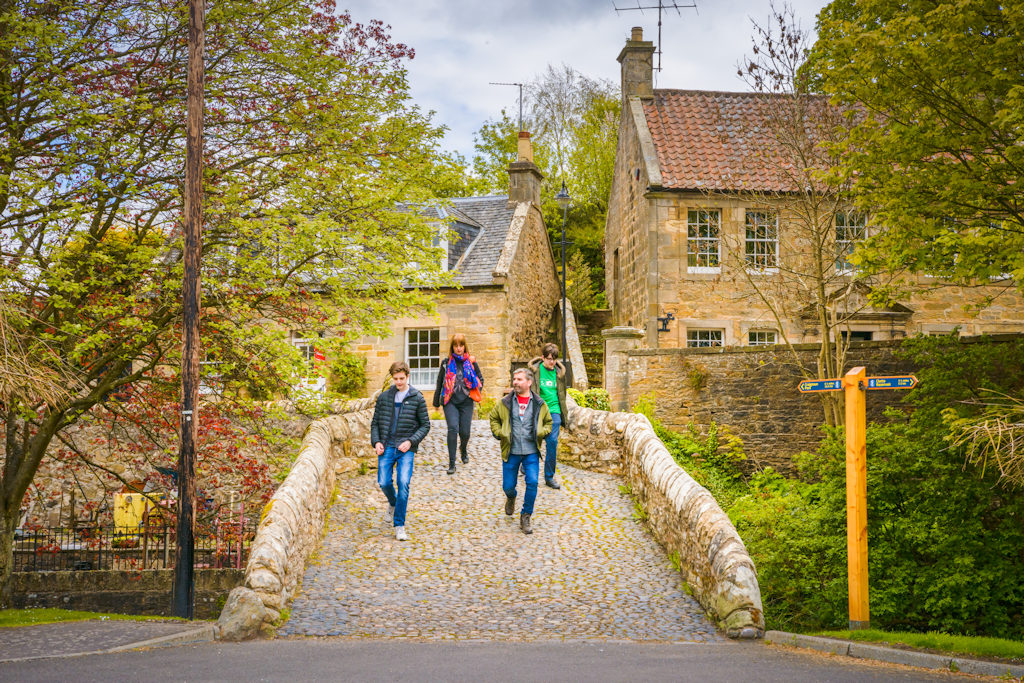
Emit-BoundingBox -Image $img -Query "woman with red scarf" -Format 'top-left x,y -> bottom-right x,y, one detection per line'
432,333 -> 483,475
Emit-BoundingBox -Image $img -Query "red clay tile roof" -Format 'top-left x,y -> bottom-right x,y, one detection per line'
642,89 -> 829,192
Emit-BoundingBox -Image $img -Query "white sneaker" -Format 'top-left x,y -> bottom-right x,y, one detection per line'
385,505 -> 395,523
395,526 -> 408,541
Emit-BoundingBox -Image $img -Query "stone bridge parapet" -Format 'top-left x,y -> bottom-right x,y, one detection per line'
219,393 -> 763,640
216,395 -> 376,640
562,399 -> 764,638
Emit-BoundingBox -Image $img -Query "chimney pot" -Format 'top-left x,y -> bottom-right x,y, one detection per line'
517,131 -> 533,163
631,26 -> 643,41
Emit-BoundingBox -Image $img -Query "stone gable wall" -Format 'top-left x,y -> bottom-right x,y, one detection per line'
503,202 -> 560,362
605,101 -> 652,333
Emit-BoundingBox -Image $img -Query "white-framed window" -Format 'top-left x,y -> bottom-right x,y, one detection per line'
745,210 -> 778,270
836,212 -> 867,273
748,330 -> 777,346
687,209 -> 721,272
406,328 -> 440,388
289,333 -> 326,395
686,329 -> 724,348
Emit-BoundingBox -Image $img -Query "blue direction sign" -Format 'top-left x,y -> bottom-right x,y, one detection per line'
866,375 -> 918,390
798,379 -> 842,393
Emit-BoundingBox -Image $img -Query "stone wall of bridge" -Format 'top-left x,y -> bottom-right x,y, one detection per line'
559,400 -> 763,638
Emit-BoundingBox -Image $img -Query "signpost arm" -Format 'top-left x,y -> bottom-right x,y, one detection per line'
844,366 -> 869,629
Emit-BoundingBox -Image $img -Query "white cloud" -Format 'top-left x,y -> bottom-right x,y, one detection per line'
341,0 -> 829,158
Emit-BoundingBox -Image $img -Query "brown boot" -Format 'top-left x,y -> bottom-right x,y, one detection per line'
520,513 -> 533,535
505,494 -> 516,516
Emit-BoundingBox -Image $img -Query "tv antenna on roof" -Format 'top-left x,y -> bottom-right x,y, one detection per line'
614,0 -> 697,73
489,81 -> 525,132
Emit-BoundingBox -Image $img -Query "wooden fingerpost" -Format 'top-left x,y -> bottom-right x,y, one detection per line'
843,366 -> 869,630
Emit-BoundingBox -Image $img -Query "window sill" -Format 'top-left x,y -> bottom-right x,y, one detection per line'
687,266 -> 721,275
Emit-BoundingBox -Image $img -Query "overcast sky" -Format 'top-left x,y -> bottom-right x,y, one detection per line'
341,0 -> 831,159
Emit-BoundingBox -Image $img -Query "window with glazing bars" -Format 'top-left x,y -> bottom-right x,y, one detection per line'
687,209 -> 721,269
406,328 -> 440,387
748,330 -> 777,346
836,212 -> 867,272
745,210 -> 778,269
686,329 -> 723,347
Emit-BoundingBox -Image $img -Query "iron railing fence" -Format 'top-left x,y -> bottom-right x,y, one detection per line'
13,521 -> 257,572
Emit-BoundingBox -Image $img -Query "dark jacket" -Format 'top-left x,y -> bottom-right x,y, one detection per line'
371,386 -> 430,451
432,355 -> 483,407
527,356 -> 571,430
489,391 -> 552,462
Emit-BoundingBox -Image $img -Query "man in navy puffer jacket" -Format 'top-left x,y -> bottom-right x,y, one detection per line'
371,362 -> 430,541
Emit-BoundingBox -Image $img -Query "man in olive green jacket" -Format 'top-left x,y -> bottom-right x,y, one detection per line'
489,368 -> 552,534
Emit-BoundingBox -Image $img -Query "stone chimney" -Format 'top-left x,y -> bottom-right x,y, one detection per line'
508,131 -> 543,208
618,26 -> 654,102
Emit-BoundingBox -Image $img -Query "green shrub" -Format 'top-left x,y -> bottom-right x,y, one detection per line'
583,388 -> 610,411
567,387 -> 610,411
327,352 -> 366,397
477,396 -> 497,421
631,338 -> 1024,639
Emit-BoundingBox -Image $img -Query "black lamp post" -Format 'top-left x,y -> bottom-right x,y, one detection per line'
555,182 -> 571,364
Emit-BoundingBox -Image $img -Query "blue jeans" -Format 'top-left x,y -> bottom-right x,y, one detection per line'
503,453 -> 539,515
378,445 -> 414,527
544,412 -> 561,481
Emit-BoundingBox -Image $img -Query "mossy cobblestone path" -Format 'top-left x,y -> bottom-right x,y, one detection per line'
278,420 -> 722,641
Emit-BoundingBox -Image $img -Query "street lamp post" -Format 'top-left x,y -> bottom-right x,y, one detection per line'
555,182 -> 571,366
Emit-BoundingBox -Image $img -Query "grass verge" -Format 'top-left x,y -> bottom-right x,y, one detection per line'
0,608 -> 186,628
812,629 -> 1024,662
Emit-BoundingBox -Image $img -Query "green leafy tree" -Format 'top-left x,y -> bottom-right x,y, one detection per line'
807,0 -> 1024,474
471,66 -> 620,291
0,0 -> 453,602
806,0 -> 1024,289
725,2 -> 895,426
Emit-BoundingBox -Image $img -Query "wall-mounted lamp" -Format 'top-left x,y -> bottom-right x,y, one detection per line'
657,311 -> 675,332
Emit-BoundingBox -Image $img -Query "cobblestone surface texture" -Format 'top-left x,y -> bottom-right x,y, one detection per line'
279,420 -> 722,642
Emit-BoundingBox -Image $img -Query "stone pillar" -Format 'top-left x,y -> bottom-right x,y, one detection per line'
602,326 -> 645,411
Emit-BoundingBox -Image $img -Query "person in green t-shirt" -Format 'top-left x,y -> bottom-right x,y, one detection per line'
527,343 -> 570,489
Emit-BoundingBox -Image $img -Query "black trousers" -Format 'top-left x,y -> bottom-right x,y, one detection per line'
443,395 -> 474,466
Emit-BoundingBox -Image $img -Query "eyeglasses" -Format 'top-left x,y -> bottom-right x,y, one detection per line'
543,355 -> 556,360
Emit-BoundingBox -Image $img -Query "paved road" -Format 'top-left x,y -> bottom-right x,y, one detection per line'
279,420 -> 720,641
0,619 -> 199,661
0,640 -> 964,682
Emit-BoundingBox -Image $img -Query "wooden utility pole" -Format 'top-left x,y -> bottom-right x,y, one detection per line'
172,0 -> 205,619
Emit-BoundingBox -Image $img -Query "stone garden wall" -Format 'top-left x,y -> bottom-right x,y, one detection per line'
11,569 -> 241,619
605,333 -> 1024,472
216,396 -> 376,640
560,400 -> 764,638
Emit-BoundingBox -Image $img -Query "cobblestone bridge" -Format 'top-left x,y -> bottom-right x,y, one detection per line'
278,421 -> 722,642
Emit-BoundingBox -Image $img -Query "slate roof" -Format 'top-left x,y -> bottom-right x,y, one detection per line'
641,89 -> 830,193
443,195 -> 516,287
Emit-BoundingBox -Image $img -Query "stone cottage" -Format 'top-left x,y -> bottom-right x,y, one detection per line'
319,133 -> 562,400
604,27 -> 1024,352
